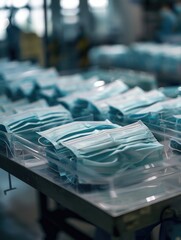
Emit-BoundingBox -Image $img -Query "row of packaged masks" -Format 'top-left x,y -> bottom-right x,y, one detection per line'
0,89 -> 174,168
0,94 -> 180,181
1,88 -> 180,138
2,117 -> 181,215
56,84 -> 181,140
0,62 -> 181,214
1,72 -> 181,160
0,59 -> 158,104
89,43 -> 181,76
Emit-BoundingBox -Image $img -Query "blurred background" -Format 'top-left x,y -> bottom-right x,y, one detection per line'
0,0 -> 180,72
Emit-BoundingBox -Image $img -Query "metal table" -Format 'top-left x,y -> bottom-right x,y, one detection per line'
1,155 -> 181,239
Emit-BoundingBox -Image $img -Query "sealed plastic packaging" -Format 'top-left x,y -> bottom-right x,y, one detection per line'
11,115 -> 94,167
11,121 -> 181,215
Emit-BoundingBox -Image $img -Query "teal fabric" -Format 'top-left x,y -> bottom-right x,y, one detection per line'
62,121 -> 164,177
0,105 -> 72,133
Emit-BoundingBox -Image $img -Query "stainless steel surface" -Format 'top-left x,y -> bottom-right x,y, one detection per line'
1,155 -> 181,238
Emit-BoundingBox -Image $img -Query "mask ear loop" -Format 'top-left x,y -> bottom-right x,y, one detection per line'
38,136 -> 53,147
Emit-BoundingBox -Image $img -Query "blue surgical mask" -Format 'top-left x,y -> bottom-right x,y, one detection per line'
0,99 -> 30,113
38,120 -> 118,149
131,97 -> 181,125
89,87 -> 145,120
0,105 -> 72,133
72,80 -> 129,118
61,121 -> 163,176
109,90 -> 166,124
14,99 -> 48,113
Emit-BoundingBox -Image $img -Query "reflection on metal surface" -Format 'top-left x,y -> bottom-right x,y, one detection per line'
146,196 -> 156,202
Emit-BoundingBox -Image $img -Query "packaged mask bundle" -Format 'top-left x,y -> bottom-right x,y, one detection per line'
109,90 -> 166,124
14,99 -> 48,113
1,62 -> 37,80
38,121 -> 163,184
60,121 -> 164,181
111,70 -> 157,91
5,68 -> 58,100
71,80 -> 129,118
57,92 -> 89,112
0,98 -> 48,114
88,45 -> 129,67
57,80 -> 128,117
38,120 -> 118,150
88,87 -> 145,120
89,43 -> 181,77
36,75 -> 103,105
37,120 -> 118,175
0,99 -> 30,113
5,76 -> 34,99
0,105 -> 72,133
131,97 -> 181,126
129,99 -> 181,153
55,75 -> 101,97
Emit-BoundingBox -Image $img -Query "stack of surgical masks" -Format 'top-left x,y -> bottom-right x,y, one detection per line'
127,97 -> 181,153
89,43 -> 181,77
6,68 -> 58,100
0,104 -> 73,157
0,105 -> 72,133
66,80 -> 129,118
0,98 -> 48,114
86,87 -> 145,121
108,70 -> 157,91
57,80 -> 127,110
108,90 -> 166,124
38,121 -> 164,184
14,99 -> 48,113
82,68 -> 157,91
36,75 -> 104,105
1,63 -> 42,99
88,45 -> 129,67
38,120 -> 118,175
58,88 -> 165,121
55,75 -> 101,96
130,97 -> 181,126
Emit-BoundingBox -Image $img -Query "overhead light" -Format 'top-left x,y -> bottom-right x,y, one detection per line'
0,18 -> 9,30
30,0 -> 43,8
7,0 -> 29,8
88,0 -> 109,9
14,9 -> 29,26
0,0 -> 6,8
60,0 -> 79,10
